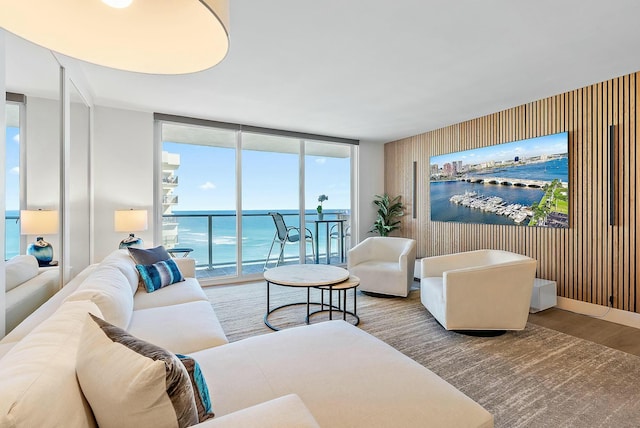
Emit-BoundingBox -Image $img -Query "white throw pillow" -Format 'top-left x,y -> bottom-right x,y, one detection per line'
0,300 -> 102,427
100,249 -> 140,294
5,255 -> 39,291
65,266 -> 134,329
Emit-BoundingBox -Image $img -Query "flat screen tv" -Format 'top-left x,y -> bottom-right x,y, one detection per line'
429,132 -> 569,228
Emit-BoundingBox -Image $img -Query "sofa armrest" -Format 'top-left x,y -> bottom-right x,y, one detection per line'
347,238 -> 373,268
443,260 -> 537,328
173,258 -> 196,278
421,250 -> 488,278
193,394 -> 320,428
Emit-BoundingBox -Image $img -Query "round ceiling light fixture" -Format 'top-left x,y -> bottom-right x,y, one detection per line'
0,0 -> 229,74
102,0 -> 133,8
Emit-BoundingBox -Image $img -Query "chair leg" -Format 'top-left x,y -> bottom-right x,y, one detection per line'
264,232 -> 279,270
276,241 -> 286,267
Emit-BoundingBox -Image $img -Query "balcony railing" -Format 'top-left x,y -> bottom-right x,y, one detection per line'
162,211 -> 349,277
162,195 -> 179,205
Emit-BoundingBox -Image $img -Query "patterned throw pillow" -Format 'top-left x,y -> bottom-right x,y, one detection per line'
176,354 -> 215,422
76,314 -> 199,428
136,258 -> 185,293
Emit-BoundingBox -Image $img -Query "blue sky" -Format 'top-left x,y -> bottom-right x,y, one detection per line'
431,132 -> 568,167
163,142 -> 350,212
5,127 -> 20,211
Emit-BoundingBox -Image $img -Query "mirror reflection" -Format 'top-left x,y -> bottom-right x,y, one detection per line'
4,32 -> 61,333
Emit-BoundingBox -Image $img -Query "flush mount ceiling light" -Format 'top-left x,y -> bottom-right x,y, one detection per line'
0,0 -> 229,74
102,0 -> 133,8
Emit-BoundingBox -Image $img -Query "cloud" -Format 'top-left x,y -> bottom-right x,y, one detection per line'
13,134 -> 19,143
10,166 -> 19,175
315,158 -> 326,165
199,181 -> 216,190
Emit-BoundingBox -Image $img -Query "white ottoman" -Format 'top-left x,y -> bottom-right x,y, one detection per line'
530,278 -> 557,313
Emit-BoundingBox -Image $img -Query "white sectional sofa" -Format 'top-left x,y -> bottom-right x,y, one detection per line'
4,254 -> 59,333
0,249 -> 494,427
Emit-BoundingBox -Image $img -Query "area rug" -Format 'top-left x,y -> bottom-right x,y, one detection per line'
204,282 -> 640,428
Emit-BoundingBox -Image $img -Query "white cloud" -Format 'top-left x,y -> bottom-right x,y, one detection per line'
315,158 -> 326,165
199,181 -> 216,190
10,166 -> 19,175
13,134 -> 19,143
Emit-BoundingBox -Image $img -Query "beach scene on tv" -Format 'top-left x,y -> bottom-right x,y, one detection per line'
430,132 -> 569,228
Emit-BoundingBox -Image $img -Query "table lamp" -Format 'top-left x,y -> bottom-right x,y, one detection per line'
114,209 -> 148,249
20,209 -> 59,267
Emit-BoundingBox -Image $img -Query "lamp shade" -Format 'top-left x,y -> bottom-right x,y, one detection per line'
0,0 -> 229,74
20,210 -> 59,235
114,209 -> 148,232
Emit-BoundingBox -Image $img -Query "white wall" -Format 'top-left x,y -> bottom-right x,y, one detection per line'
92,106 -> 154,262
355,143 -> 385,244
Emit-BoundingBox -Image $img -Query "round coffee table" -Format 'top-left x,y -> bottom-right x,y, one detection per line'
263,264 -> 349,331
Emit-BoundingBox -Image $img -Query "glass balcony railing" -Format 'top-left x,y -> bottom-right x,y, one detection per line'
5,213 -> 20,260
162,210 -> 350,279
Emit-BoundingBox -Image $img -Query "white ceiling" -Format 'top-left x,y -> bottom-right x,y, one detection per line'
5,0 -> 640,144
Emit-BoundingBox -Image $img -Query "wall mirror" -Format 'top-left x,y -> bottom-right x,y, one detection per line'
64,80 -> 91,283
4,31 -> 61,334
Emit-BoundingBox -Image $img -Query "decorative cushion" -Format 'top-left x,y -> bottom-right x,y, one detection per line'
128,245 -> 171,265
0,300 -> 102,428
76,314 -> 199,428
176,354 -> 215,422
137,258 -> 185,293
5,255 -> 40,291
65,266 -> 134,329
100,249 -> 140,294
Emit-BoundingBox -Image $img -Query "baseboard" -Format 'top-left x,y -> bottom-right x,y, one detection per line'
556,297 -> 640,330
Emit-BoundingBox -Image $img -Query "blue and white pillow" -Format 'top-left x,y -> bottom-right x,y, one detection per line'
136,258 -> 185,293
176,354 -> 215,422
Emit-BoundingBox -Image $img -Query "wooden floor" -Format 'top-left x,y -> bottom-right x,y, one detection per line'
528,308 -> 640,357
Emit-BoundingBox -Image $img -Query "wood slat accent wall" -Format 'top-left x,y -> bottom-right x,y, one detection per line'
385,72 -> 639,312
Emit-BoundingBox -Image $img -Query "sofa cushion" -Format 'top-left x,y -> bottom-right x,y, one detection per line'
65,266 -> 134,329
1,264 -> 99,345
177,354 -> 215,422
76,314 -> 199,428
100,249 -> 139,294
137,258 -> 185,293
190,320 -> 493,427
194,394 -> 320,428
134,277 -> 207,310
5,268 -> 59,333
129,245 -> 171,265
5,255 -> 39,291
0,300 -> 102,428
129,301 -> 228,354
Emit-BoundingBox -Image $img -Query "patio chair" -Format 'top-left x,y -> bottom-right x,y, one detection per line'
329,213 -> 351,261
264,212 -> 316,269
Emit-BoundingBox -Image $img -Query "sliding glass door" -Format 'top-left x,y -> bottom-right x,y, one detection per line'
156,117 -> 356,283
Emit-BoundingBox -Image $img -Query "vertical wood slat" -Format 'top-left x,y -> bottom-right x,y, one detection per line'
385,71 -> 639,313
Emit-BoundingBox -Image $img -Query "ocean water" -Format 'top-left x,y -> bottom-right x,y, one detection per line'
170,210 -> 347,267
431,158 -> 568,225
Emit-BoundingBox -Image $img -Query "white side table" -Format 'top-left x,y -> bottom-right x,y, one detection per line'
530,278 -> 557,313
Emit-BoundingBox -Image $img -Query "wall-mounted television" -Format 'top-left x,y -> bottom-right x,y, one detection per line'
429,132 -> 569,228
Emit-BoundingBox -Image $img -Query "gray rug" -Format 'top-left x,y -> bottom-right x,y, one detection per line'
204,282 -> 640,428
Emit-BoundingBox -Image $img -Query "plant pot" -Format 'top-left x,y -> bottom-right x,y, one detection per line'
318,213 -> 324,221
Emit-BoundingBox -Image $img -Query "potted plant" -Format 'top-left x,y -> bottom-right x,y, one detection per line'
370,193 -> 404,237
317,194 -> 328,220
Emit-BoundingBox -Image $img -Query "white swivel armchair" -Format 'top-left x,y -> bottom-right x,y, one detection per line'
347,237 -> 417,297
420,249 -> 537,333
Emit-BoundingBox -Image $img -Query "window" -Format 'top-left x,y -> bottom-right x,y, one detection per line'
155,115 -> 357,282
5,98 -> 23,259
